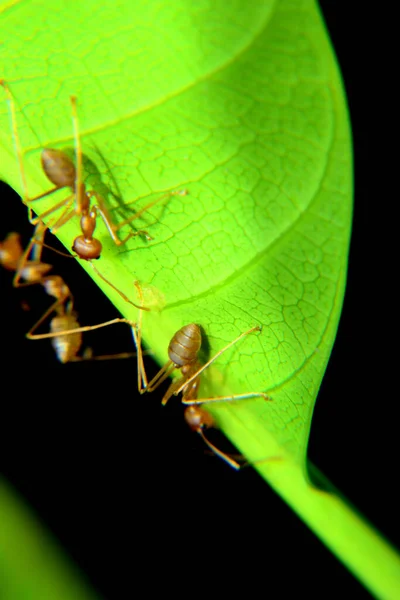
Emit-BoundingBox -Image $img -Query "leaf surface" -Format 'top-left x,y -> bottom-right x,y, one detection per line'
1,0 -> 350,464
3,2 -> 399,598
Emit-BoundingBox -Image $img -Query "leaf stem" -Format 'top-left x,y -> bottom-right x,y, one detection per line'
256,460 -> 400,599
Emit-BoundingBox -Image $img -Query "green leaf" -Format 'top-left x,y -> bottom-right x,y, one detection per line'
0,0 -> 351,460
0,478 -> 99,600
1,1 -> 399,598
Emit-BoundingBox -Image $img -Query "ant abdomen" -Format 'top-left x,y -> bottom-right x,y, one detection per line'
41,148 -> 76,189
42,275 -> 70,300
168,323 -> 202,367
50,314 -> 82,363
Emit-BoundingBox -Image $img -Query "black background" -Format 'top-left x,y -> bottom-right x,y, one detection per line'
0,3 -> 394,599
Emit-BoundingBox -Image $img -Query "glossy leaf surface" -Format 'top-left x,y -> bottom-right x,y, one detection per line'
3,2 -> 398,599
0,0 -> 351,465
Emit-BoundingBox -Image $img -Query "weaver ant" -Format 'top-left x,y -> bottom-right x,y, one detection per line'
133,318 -> 271,470
1,79 -> 187,310
1,225 -> 136,363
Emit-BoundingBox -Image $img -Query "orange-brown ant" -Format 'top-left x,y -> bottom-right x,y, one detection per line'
134,320 -> 271,470
1,222 -> 53,287
1,79 -> 187,310
26,273 -> 137,363
1,225 -> 137,363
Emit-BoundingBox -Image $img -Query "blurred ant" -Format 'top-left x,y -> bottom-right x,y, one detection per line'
26,273 -> 137,363
1,225 -> 136,363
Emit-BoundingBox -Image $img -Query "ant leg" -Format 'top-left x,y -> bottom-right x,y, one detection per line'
89,263 -> 150,311
12,223 -> 53,288
183,406 -> 242,469
69,352 -> 135,362
197,429 -> 242,470
160,376 -> 189,406
129,281 -> 149,392
142,360 -> 176,394
1,79 -> 31,208
49,205 -> 76,233
89,194 -> 153,244
29,194 -> 75,227
31,222 -> 48,262
70,346 -> 154,362
114,189 -> 189,237
26,296 -> 70,338
198,431 -> 282,470
172,326 -> 262,398
131,325 -> 146,392
70,350 -> 137,362
27,316 -> 136,340
90,188 -> 188,245
184,406 -> 280,470
70,95 -> 85,213
0,80 -> 67,218
28,186 -> 63,203
181,391 -> 271,405
31,240 -> 75,260
86,190 -> 118,232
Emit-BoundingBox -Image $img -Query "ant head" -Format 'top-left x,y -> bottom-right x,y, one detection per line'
72,235 -> 102,260
184,405 -> 215,432
41,148 -> 76,189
